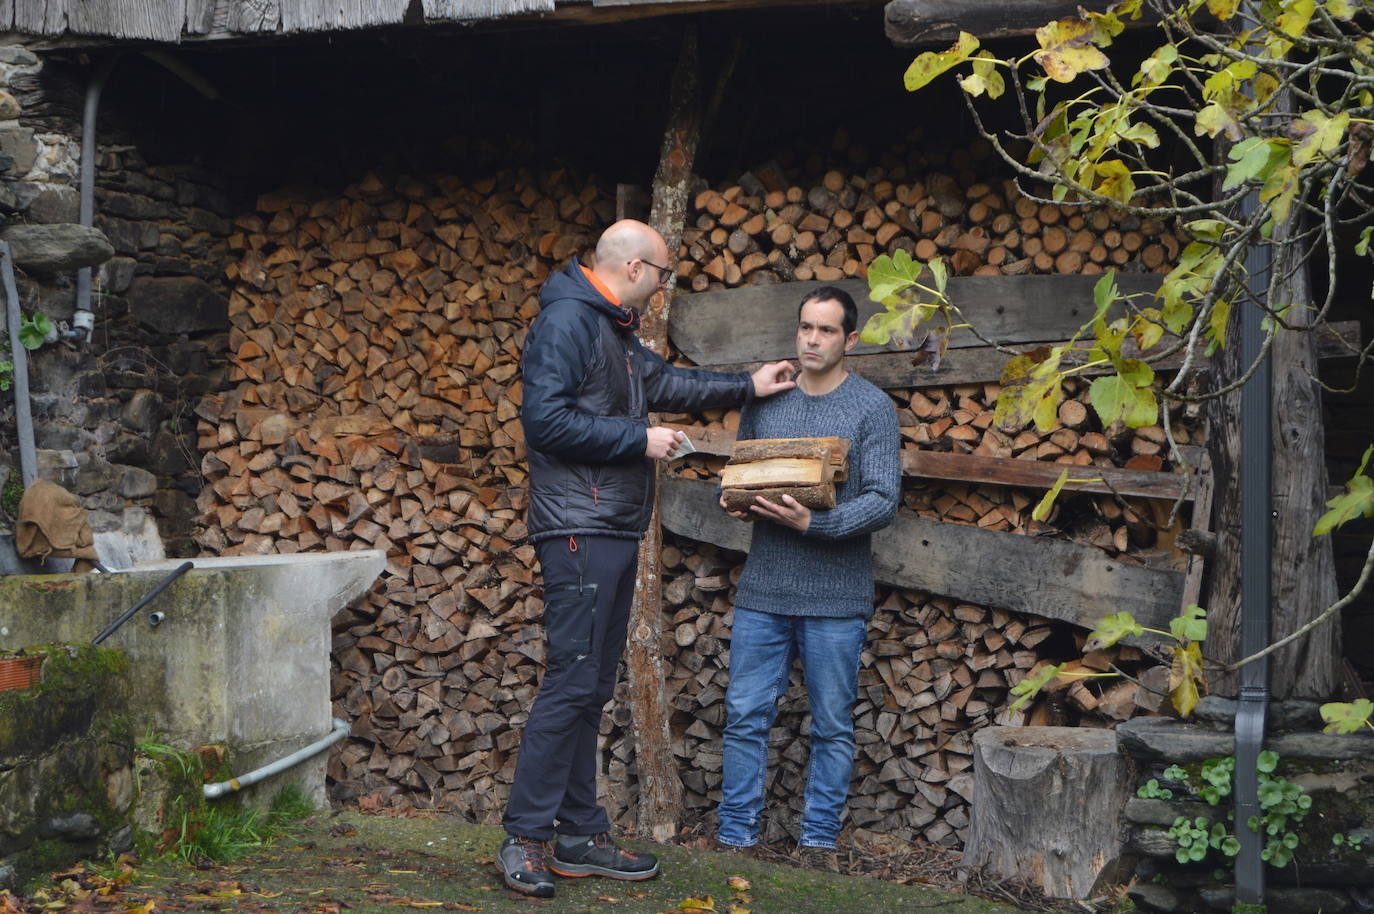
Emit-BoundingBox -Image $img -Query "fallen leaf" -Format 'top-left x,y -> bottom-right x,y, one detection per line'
679,898 -> 716,912
726,877 -> 750,891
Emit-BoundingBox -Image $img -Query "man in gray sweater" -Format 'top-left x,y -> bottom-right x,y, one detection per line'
715,285 -> 901,868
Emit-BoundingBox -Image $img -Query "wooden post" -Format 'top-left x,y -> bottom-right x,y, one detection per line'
1204,125 -> 1340,700
625,26 -> 699,842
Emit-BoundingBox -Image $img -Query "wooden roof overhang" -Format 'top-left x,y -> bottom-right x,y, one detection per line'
0,0 -> 886,49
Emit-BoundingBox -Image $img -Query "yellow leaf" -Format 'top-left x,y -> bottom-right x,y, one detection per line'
1207,0 -> 1239,18
406,902 -> 443,909
1169,641 -> 1206,717
1032,470 -> 1071,522
728,906 -> 751,914
1093,160 -> 1136,205
1034,18 -> 1111,83
726,877 -> 751,891
904,32 -> 979,92
680,898 -> 717,912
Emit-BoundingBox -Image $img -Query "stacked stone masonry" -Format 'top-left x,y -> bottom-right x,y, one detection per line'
0,47 -> 232,558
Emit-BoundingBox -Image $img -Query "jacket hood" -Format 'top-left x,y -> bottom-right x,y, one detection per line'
538,257 -> 641,332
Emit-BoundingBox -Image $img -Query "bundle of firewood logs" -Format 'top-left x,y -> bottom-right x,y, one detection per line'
720,437 -> 850,513
194,132 -> 1186,848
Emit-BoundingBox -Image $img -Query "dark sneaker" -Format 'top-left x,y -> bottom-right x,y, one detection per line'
497,834 -> 555,898
798,845 -> 839,872
550,833 -> 660,880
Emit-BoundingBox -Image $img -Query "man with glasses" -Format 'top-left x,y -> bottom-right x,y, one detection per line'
497,219 -> 796,898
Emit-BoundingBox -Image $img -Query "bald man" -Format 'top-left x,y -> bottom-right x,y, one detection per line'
497,221 -> 795,897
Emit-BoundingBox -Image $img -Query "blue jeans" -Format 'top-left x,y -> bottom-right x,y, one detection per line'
717,608 -> 866,849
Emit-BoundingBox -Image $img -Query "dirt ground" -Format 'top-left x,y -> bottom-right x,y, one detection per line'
8,810 -> 1041,914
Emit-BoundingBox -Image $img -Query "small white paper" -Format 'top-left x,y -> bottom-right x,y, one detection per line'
670,436 -> 697,460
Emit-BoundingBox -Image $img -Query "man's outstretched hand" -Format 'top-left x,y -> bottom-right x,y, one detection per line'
646,426 -> 687,460
750,361 -> 797,398
749,494 -> 811,532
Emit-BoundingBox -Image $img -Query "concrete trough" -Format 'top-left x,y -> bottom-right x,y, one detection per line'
0,550 -> 384,807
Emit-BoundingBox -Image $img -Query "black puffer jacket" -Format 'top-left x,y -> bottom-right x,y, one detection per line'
521,260 -> 753,542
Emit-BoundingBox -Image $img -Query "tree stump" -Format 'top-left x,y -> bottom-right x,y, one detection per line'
964,726 -> 1132,899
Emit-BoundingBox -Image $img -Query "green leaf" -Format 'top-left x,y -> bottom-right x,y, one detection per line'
1320,699 -> 1374,733
1224,137 -> 1291,191
905,32 -> 980,92
1291,110 -> 1350,168
1033,17 -> 1111,83
1325,0 -> 1356,18
1136,43 -> 1179,88
1085,611 -> 1145,651
1313,451 -> 1374,535
18,315 -> 49,351
1032,469 -> 1071,522
1356,226 -> 1373,257
1009,662 -> 1064,713
1208,298 -> 1234,351
1169,641 -> 1206,717
1257,749 -> 1279,773
1195,101 -> 1244,141
866,250 -> 923,305
960,52 -> 1006,99
1169,604 -> 1208,643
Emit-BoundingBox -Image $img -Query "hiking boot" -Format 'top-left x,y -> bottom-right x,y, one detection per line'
797,845 -> 839,872
713,838 -> 761,859
550,832 -> 660,880
497,834 -> 555,898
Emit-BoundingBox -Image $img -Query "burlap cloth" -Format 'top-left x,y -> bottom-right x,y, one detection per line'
16,479 -> 99,571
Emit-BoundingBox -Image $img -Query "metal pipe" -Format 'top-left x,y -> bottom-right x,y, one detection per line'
1,242 -> 36,488
75,58 -> 119,346
203,719 -> 351,800
1233,193 -> 1273,907
92,560 -> 193,645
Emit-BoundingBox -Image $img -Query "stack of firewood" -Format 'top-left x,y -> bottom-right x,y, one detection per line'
676,160 -> 1182,290
195,137 -> 1186,842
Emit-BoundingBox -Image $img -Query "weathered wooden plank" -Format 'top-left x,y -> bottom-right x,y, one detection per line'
65,0 -> 184,39
902,450 -> 1191,501
883,0 -> 1128,46
422,0 -> 555,20
281,0 -> 408,31
0,0 -> 17,30
662,476 -> 1183,632
669,274 -> 1164,366
661,423 -> 1193,501
221,0 -> 280,33
690,319 -> 1362,390
12,0 -> 65,33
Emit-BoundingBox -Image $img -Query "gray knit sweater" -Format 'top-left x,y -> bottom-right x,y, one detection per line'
732,372 -> 901,619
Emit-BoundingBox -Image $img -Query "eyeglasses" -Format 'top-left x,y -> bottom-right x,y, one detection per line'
632,258 -> 675,287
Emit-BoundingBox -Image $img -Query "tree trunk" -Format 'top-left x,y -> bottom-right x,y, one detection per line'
625,26 -> 699,842
963,726 -> 1132,899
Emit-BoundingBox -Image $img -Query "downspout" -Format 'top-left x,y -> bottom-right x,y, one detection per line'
203,719 -> 351,799
1233,193 -> 1272,906
72,58 -> 120,345
1,243 -> 35,486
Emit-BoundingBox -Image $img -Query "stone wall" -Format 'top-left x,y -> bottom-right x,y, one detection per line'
0,644 -> 134,890
1121,704 -> 1374,914
0,45 -> 233,561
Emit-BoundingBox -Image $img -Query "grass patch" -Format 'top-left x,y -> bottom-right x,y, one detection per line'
165,784 -> 316,864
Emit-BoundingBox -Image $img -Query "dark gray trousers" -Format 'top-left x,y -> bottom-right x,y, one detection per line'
501,534 -> 639,840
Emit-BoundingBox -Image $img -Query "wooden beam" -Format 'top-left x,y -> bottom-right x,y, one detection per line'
661,476 -> 1184,633
883,0 -> 1137,46
661,423 -> 1194,501
669,274 -> 1164,365
688,319 -> 1361,390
